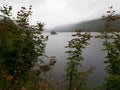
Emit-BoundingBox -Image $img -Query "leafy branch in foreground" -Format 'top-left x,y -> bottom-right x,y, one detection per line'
97,6 -> 120,90
64,29 -> 94,90
0,5 -> 56,90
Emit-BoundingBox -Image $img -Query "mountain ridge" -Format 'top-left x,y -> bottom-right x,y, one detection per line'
51,15 -> 120,32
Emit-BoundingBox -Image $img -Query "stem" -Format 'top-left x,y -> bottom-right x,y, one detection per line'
105,31 -> 110,54
69,59 -> 75,90
69,70 -> 73,90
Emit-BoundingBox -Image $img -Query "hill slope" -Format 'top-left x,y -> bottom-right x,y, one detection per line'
51,15 -> 120,32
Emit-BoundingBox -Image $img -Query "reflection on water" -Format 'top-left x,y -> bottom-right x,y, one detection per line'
45,32 -> 107,87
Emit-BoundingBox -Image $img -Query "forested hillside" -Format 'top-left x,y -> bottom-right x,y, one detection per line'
52,15 -> 120,32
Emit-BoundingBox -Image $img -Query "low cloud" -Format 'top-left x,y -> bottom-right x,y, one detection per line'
0,0 -> 120,28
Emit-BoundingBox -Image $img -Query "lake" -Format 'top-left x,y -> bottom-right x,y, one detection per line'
44,32 -> 107,87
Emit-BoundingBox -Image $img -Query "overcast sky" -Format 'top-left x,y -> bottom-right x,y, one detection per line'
0,0 -> 120,29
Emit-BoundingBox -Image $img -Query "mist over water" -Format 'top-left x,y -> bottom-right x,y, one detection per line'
45,32 -> 107,87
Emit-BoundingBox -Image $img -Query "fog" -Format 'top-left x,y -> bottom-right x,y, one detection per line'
0,0 -> 120,28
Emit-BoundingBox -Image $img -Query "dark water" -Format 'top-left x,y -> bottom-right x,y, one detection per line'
45,32 -> 107,87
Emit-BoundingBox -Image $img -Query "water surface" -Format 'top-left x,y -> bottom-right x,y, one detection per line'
45,32 -> 107,87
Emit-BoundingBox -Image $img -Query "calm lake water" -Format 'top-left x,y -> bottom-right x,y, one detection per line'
44,32 -> 107,87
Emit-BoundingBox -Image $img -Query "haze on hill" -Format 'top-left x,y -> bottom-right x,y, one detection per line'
50,15 -> 120,32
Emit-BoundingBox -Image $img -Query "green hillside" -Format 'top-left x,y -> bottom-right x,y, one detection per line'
52,15 -> 120,32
